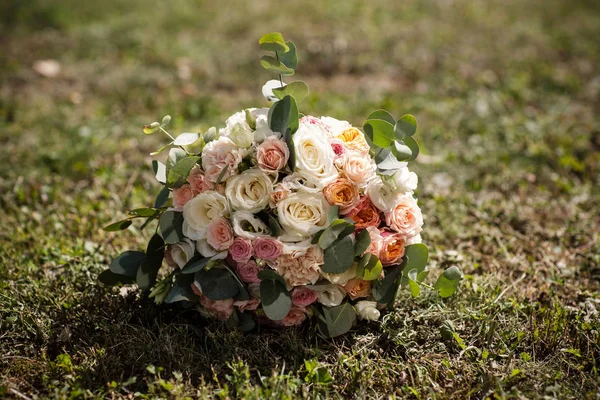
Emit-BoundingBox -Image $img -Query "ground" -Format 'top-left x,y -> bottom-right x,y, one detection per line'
1,0 -> 599,398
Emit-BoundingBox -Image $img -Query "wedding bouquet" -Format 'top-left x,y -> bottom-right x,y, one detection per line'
100,33 -> 462,337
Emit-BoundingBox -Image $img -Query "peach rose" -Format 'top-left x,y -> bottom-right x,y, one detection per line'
206,217 -> 234,251
253,237 -> 283,260
322,177 -> 360,215
236,260 -> 263,284
192,283 -> 235,320
269,183 -> 291,208
343,278 -> 371,300
346,196 -> 381,230
337,127 -> 370,155
172,184 -> 194,209
384,195 -> 423,239
363,226 -> 384,257
379,231 -> 405,266
279,305 -> 308,326
257,136 -> 290,172
343,151 -> 376,187
229,237 -> 253,263
291,286 -> 318,307
187,165 -> 214,195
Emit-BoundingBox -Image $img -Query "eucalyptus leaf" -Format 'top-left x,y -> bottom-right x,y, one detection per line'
161,115 -> 172,126
166,156 -> 200,188
407,268 -> 421,298
354,229 -> 371,256
260,278 -> 291,321
159,211 -> 184,244
165,274 -> 195,304
366,110 -> 395,125
269,95 -> 299,135
195,268 -> 239,300
203,127 -> 217,143
372,262 -> 404,304
405,244 -> 429,273
180,256 -> 210,274
273,81 -> 309,103
98,269 -> 136,286
129,207 -> 159,217
279,41 -> 298,69
152,160 -> 166,183
103,219 -> 132,232
137,234 -> 165,291
356,253 -> 383,281
260,56 -> 295,76
364,119 -> 395,148
258,32 -> 289,53
392,140 -> 413,161
257,269 -> 287,286
403,136 -> 420,161
150,142 -> 173,156
173,132 -> 200,146
238,311 -> 256,331
154,187 -> 170,208
109,251 -> 146,277
143,122 -> 160,134
322,235 -> 355,274
283,130 -> 296,171
394,114 -> 417,139
434,266 -> 463,298
318,219 -> 355,249
317,302 -> 356,338
377,150 -> 408,171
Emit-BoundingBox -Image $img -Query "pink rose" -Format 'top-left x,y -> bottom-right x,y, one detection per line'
229,237 -> 253,263
330,139 -> 346,159
379,230 -> 405,266
253,237 -> 283,260
172,184 -> 194,209
269,183 -> 291,208
279,305 -> 308,326
234,297 -> 261,312
201,137 -> 243,182
206,217 -> 234,251
299,115 -> 330,132
363,226 -> 384,256
236,260 -> 262,284
192,283 -> 235,320
346,196 -> 381,230
384,195 -> 423,239
187,165 -> 214,195
291,286 -> 318,307
256,137 -> 290,172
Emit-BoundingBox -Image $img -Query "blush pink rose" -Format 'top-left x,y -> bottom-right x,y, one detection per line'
299,115 -> 330,132
192,283 -> 235,320
234,297 -> 261,312
363,226 -> 384,256
187,165 -> 214,195
229,237 -> 253,263
172,184 -> 194,209
236,260 -> 262,284
202,137 -> 243,182
206,217 -> 234,251
279,305 -> 308,326
253,237 -> 283,260
384,195 -> 423,239
379,230 -> 406,266
291,287 -> 318,307
256,137 -> 290,172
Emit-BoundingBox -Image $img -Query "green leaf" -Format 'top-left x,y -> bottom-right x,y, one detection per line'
267,214 -> 282,237
159,211 -> 184,244
405,244 -> 428,273
150,142 -> 173,156
366,110 -> 395,125
259,32 -> 289,53
244,110 -> 256,130
98,269 -> 135,286
165,274 -> 195,304
317,302 -> 356,338
279,41 -> 298,69
364,119 -> 395,148
143,122 -> 160,134
137,234 -> 165,290
154,187 -> 170,208
434,266 -> 464,298
166,147 -> 187,169
238,311 -> 256,331
318,219 -> 355,249
203,127 -> 218,143
260,278 -> 291,321
322,235 -> 355,274
195,268 -> 239,300
109,251 -> 146,277
354,229 -> 371,256
273,81 -> 309,103
260,56 -> 295,76
173,132 -> 200,146
234,284 -> 250,302
392,140 -> 413,161
372,262 -> 404,304
403,136 -> 420,161
129,207 -> 159,217
377,149 -> 409,170
257,269 -> 287,286
269,95 -> 299,135
161,115 -> 171,126
215,165 -> 229,185
180,256 -> 210,274
166,156 -> 200,188
407,268 -> 420,298
152,160 -> 167,183
394,114 -> 417,139
356,253 -> 383,281
103,219 -> 132,232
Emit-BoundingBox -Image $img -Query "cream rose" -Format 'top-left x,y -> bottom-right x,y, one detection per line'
231,211 -> 270,239
355,300 -> 381,321
182,191 -> 229,240
225,169 -> 272,213
276,192 -> 330,239
385,195 -> 423,239
228,122 -> 254,148
293,123 -> 338,185
343,151 -> 377,188
170,238 -> 195,268
315,284 -> 346,307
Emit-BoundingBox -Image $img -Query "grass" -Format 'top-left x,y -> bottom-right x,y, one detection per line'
1,0 -> 599,398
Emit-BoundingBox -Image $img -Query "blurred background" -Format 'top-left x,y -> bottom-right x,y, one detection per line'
1,0 -> 599,397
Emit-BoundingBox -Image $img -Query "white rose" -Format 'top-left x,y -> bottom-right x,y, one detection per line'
321,263 -> 357,286
182,191 -> 229,240
171,238 -> 195,268
282,171 -> 324,193
316,284 -> 346,307
355,300 -> 381,321
231,211 -> 270,239
320,116 -> 351,136
228,122 -> 254,148
383,166 -> 418,194
277,192 -> 330,239
366,176 -> 401,212
225,169 -> 272,213
293,123 -> 338,185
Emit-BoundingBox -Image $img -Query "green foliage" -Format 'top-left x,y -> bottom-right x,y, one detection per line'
152,160 -> 166,183
353,229 -> 371,256
195,267 -> 239,300
258,32 -> 289,53
372,262 -> 404,304
166,156 -> 199,188
273,81 -> 309,103
136,234 -> 164,291
260,56 -> 295,76
317,219 -> 354,249
159,211 -> 184,244
268,95 -> 299,135
102,219 -> 132,231
279,41 -> 298,70
109,251 -> 146,276
356,253 -> 383,281
258,270 -> 291,321
172,132 -> 200,146
165,274 -> 195,304
434,266 -> 464,298
322,235 -> 355,274
316,302 -> 357,338
98,269 -> 136,286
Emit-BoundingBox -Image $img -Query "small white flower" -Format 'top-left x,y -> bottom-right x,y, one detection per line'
355,300 -> 381,321
231,211 -> 270,240
321,263 -> 357,286
171,238 -> 195,268
366,176 -> 402,212
316,284 -> 347,307
262,79 -> 285,102
228,122 -> 254,148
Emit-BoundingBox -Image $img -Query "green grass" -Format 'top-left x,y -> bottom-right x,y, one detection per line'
1,0 -> 599,398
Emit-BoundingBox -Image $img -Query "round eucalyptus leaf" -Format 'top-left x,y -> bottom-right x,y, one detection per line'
109,251 -> 146,277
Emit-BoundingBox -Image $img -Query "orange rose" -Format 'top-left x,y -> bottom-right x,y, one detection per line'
344,278 -> 371,300
323,178 -> 360,215
337,128 -> 370,155
346,196 -> 381,230
379,231 -> 406,266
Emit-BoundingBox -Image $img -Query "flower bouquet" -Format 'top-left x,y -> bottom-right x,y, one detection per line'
100,33 -> 462,337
